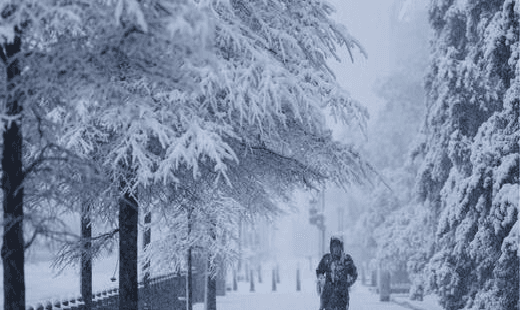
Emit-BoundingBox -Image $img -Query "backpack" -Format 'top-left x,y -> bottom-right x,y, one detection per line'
330,254 -> 355,286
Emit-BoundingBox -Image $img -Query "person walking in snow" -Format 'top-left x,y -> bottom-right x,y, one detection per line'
316,236 -> 357,310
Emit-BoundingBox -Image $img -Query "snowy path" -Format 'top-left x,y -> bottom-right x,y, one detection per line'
193,283 -> 424,310
193,259 -> 440,310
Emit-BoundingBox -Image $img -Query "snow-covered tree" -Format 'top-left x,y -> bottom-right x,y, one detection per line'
139,134 -> 334,271
2,0 -> 372,309
415,1 -> 519,309
55,1 -> 370,307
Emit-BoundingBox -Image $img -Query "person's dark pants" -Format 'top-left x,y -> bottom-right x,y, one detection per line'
320,282 -> 349,310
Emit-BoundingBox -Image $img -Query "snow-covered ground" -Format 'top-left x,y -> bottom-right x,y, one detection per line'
194,258 -> 444,310
0,253 -> 120,309
0,255 -> 443,310
392,293 -> 444,310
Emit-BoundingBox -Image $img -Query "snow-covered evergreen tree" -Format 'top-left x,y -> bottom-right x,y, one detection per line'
1,0 -> 372,308
415,1 -> 519,309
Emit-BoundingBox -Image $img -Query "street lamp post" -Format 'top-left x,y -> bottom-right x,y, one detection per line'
309,195 -> 326,257
320,188 -> 326,256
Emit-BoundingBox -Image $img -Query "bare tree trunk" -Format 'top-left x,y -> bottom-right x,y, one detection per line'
237,219 -> 242,274
205,259 -> 217,310
142,210 -> 151,310
187,247 -> 193,310
119,191 -> 138,310
186,206 -> 193,310
1,25 -> 25,310
205,221 -> 217,310
81,204 -> 92,310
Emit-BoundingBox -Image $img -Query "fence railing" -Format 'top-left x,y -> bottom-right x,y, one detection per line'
26,272 -> 205,310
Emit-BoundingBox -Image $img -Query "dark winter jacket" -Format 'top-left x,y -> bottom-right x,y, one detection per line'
316,238 -> 357,310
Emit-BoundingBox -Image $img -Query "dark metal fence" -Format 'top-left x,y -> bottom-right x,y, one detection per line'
25,256 -> 232,310
26,272 -> 201,310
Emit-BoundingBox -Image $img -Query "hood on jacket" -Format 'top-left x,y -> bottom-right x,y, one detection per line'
329,236 -> 344,257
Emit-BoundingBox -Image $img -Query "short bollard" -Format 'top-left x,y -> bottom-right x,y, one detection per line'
361,265 -> 366,285
371,270 -> 377,287
233,269 -> 238,291
411,284 -> 424,301
249,269 -> 255,292
379,270 -> 391,302
296,267 -> 301,291
272,269 -> 277,292
257,265 -> 262,284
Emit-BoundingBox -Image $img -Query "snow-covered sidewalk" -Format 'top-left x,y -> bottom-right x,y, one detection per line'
391,292 -> 444,310
193,259 -> 444,310
193,279 -> 442,310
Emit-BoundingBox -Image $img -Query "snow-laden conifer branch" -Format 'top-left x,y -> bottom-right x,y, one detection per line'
1,0 -> 375,277
415,0 -> 519,308
139,181 -> 243,277
11,0 -> 369,192
52,228 -> 121,271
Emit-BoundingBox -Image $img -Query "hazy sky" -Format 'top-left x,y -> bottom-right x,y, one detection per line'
279,0 -> 413,259
329,0 -> 397,119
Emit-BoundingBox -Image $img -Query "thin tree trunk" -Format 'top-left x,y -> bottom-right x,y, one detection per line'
205,258 -> 217,310
1,26 -> 25,310
142,210 -> 151,310
186,206 -> 193,310
205,221 -> 217,310
81,204 -> 92,310
187,247 -> 193,310
237,218 -> 242,274
119,191 -> 138,310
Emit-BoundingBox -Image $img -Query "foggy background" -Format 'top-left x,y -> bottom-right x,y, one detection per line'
18,0 -> 432,274
271,0 -> 430,265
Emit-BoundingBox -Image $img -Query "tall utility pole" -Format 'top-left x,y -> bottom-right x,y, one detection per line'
309,187 -> 326,257
337,206 -> 345,234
